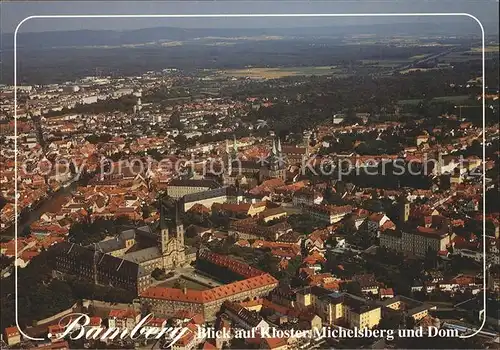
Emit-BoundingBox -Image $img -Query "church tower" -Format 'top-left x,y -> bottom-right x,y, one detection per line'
398,194 -> 410,226
223,136 -> 239,184
303,130 -> 311,157
31,113 -> 47,153
159,198 -> 170,254
174,203 -> 184,248
159,198 -> 184,254
261,136 -> 286,182
232,135 -> 238,156
229,135 -> 238,174
159,198 -> 186,270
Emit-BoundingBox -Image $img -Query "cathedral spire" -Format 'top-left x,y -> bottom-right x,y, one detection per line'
175,201 -> 181,224
160,197 -> 167,230
233,135 -> 238,153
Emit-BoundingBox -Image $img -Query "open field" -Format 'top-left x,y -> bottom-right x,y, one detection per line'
438,49 -> 498,63
399,67 -> 439,74
216,66 -> 344,79
470,45 -> 499,53
409,54 -> 428,60
440,52 -> 482,62
360,59 -> 411,67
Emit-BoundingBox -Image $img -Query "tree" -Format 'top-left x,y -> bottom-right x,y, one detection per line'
256,251 -> 281,278
405,316 -> 416,329
343,281 -> 363,296
85,133 -> 112,144
0,255 -> 14,270
283,256 -> 302,278
21,225 -> 31,237
378,312 -> 402,330
169,110 -> 184,130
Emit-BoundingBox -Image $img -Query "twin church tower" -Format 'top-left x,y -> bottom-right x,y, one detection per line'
223,136 -> 287,183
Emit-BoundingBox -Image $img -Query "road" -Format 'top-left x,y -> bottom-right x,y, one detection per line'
376,46 -> 464,77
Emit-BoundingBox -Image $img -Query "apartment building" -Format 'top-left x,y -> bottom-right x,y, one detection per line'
401,227 -> 451,257
304,204 -> 353,224
295,287 -> 381,329
180,187 -> 228,212
380,226 -> 451,257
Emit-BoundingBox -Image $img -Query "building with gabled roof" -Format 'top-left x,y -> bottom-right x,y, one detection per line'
304,204 -> 353,224
140,251 -> 278,321
4,326 -> 21,346
48,241 -> 151,294
181,187 -> 228,212
222,301 -> 270,332
295,287 -> 382,329
48,197 -> 188,294
167,178 -> 221,199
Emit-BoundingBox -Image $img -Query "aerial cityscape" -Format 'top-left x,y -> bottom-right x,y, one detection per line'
0,2 -> 499,350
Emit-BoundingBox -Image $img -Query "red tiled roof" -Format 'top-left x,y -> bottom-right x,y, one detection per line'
416,226 -> 448,238
199,250 -> 264,278
380,288 -> 394,296
202,341 -> 217,350
20,250 -> 39,261
187,203 -> 210,214
5,326 -> 20,338
140,273 -> 278,303
145,317 -> 166,328
48,324 -> 65,334
173,325 -> 196,347
303,252 -> 326,265
190,314 -> 205,325
218,203 -> 251,213
109,309 -> 137,319
89,317 -> 102,327
236,239 -> 250,247
306,204 -> 353,215
264,337 -> 288,349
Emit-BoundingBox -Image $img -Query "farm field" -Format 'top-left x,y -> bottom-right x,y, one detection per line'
470,45 -> 499,53
438,48 -> 498,63
360,59 -> 411,67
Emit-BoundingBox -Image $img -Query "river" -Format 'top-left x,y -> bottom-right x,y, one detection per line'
0,181 -> 78,241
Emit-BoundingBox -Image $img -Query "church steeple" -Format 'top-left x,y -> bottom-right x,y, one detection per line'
175,201 -> 184,247
259,136 -> 287,183
232,135 -> 238,154
159,197 -> 184,254
398,193 -> 410,226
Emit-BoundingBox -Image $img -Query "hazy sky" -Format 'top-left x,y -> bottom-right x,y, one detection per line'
1,0 -> 499,34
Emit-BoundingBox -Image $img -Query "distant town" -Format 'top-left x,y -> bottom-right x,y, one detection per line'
0,26 -> 499,350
